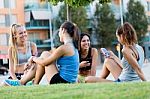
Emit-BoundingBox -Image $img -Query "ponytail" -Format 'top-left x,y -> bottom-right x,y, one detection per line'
61,21 -> 81,49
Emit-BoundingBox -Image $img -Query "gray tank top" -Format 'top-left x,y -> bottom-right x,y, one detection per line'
17,41 -> 32,65
119,44 -> 144,82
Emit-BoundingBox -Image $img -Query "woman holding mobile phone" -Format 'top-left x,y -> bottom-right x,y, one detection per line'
78,33 -> 98,82
85,22 -> 146,83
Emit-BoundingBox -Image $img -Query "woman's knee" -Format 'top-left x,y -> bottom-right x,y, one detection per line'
104,58 -> 114,65
40,51 -> 51,59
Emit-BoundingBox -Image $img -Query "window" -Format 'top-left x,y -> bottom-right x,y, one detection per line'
0,15 -> 5,27
28,32 -> 40,42
5,14 -> 17,27
4,0 -> 16,8
5,15 -> 10,27
0,33 -> 8,46
0,0 -> 4,8
148,16 -> 150,25
147,2 -> 150,11
11,0 -> 16,9
11,14 -> 17,24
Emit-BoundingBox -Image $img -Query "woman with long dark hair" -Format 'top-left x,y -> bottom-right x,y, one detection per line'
78,33 -> 98,82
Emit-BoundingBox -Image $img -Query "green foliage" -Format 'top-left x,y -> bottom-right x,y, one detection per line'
99,0 -> 111,4
49,0 -> 111,7
125,0 -> 148,43
49,0 -> 94,7
54,4 -> 88,32
94,3 -> 116,47
1,82 -> 150,99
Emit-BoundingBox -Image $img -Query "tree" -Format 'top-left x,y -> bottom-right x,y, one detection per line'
49,0 -> 111,7
94,3 -> 116,48
54,4 -> 88,32
125,0 -> 148,43
49,0 -> 111,21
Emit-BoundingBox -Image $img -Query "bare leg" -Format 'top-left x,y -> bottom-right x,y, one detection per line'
99,60 -> 110,79
20,64 -> 37,85
45,63 -> 58,83
34,64 -> 45,84
85,57 -> 122,83
104,58 -> 122,80
33,51 -> 58,84
85,76 -> 113,83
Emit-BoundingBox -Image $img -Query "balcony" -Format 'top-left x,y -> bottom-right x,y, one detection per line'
31,40 -> 51,48
25,20 -> 49,30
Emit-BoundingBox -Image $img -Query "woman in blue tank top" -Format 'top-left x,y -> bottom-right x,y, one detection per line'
85,22 -> 146,83
30,21 -> 80,84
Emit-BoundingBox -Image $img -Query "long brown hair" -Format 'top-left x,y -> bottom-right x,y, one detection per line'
116,22 -> 137,45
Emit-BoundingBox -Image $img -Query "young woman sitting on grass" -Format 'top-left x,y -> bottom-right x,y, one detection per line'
4,21 -> 80,86
8,24 -> 37,80
78,33 -> 98,82
85,22 -> 146,83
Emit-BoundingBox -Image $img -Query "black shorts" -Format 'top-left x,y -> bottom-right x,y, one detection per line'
8,73 -> 24,80
50,73 -> 69,84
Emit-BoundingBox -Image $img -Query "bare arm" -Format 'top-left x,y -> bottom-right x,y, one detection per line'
31,42 -> 38,56
90,48 -> 98,76
122,49 -> 146,81
33,45 -> 66,66
8,47 -> 17,80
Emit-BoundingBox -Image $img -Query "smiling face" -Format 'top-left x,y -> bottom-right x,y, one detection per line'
16,26 -> 27,42
80,35 -> 90,50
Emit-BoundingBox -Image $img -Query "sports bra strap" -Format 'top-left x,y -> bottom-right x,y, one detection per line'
129,46 -> 139,61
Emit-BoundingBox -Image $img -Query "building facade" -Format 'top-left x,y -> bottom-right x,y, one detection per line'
0,0 -> 25,67
0,0 -> 53,68
24,0 -> 52,54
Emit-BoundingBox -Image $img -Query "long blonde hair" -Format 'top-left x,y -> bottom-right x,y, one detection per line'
9,24 -> 24,69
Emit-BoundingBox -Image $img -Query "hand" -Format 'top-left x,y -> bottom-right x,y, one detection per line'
28,56 -> 36,64
80,61 -> 90,68
107,51 -> 115,59
24,63 -> 31,71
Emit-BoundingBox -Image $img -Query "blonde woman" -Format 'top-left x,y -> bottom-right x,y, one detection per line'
8,24 -> 37,80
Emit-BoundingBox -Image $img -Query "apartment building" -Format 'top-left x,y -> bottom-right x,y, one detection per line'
0,0 -> 52,68
25,0 -> 52,54
0,0 -> 25,67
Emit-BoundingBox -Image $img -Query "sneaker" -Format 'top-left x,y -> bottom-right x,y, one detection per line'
4,79 -> 21,86
26,81 -> 33,86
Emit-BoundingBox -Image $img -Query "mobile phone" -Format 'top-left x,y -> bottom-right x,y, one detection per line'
100,48 -> 110,58
86,61 -> 90,63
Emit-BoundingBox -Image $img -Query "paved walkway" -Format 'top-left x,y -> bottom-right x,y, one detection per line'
0,62 -> 150,85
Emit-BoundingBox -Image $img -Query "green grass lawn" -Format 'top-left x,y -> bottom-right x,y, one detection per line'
0,82 -> 150,99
